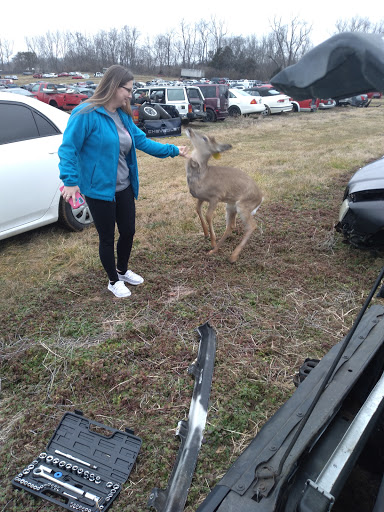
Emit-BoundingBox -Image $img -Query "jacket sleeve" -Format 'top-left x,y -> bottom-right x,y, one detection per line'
58,106 -> 91,186
128,117 -> 180,158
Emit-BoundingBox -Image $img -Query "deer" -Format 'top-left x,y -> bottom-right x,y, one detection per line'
184,128 -> 263,263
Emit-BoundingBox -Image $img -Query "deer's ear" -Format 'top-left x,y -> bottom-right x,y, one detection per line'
189,158 -> 200,169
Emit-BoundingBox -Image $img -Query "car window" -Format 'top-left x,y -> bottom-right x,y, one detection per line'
31,84 -> 40,92
229,91 -> 236,98
245,90 -> 261,96
0,102 -> 60,145
236,90 -> 252,96
188,88 -> 202,99
199,86 -> 216,98
167,89 -> 185,101
219,85 -> 228,98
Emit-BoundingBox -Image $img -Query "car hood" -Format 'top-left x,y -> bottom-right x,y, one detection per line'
270,32 -> 384,100
348,157 -> 384,193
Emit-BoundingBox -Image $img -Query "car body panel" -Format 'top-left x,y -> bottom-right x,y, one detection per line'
318,99 -> 336,109
335,157 -> 384,246
148,322 -> 217,511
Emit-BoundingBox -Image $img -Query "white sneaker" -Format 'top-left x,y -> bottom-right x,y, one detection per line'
117,269 -> 144,285
108,281 -> 131,298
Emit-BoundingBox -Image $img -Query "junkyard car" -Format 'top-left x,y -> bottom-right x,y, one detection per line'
228,88 -> 265,116
290,97 -> 319,112
337,94 -> 370,107
132,85 -> 206,122
335,156 -> 384,247
318,98 -> 336,109
244,87 -> 293,116
198,278 -> 384,512
0,92 -> 93,240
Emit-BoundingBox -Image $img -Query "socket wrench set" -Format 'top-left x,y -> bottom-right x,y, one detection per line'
12,411 -> 142,512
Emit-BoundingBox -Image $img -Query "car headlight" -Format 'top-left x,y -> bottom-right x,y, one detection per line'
339,198 -> 350,221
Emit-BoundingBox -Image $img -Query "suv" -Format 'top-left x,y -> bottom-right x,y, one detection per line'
195,83 -> 229,122
132,86 -> 206,122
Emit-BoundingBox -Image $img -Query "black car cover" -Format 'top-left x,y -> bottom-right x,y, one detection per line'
270,32 -> 384,100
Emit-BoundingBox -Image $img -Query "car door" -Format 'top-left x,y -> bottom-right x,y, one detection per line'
0,100 -> 63,235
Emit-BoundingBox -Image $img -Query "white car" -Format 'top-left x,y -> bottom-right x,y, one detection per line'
244,87 -> 293,116
228,88 -> 265,116
0,92 -> 93,240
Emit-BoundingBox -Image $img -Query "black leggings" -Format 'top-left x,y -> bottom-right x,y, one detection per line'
85,185 -> 135,283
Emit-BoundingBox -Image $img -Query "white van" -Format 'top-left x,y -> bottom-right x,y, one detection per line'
133,86 -> 206,122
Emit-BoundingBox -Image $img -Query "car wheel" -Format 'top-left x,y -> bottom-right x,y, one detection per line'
228,106 -> 241,117
262,105 -> 271,116
139,105 -> 160,120
205,109 -> 217,122
58,196 -> 93,232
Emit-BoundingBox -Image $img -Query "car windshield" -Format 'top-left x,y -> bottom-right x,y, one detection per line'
236,89 -> 252,96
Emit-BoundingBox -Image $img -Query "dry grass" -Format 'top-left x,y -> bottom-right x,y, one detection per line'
1,100 -> 384,511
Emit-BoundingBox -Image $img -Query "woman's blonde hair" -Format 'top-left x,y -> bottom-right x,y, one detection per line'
86,65 -> 134,116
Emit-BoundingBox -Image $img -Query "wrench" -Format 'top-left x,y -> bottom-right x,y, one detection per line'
32,466 -> 101,505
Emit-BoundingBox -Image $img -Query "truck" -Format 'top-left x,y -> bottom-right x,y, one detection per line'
181,68 -> 204,79
30,82 -> 88,110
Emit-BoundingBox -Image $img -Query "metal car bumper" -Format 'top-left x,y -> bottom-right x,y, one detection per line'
148,322 -> 217,512
336,199 -> 384,245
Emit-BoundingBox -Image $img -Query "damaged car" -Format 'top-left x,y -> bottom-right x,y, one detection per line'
335,156 -> 384,247
197,268 -> 384,512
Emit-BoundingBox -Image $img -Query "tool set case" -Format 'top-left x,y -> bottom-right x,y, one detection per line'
12,411 -> 142,512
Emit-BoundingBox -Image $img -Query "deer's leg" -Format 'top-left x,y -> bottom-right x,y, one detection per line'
228,211 -> 257,263
210,204 -> 237,254
205,200 -> 219,249
226,203 -> 237,230
196,199 -> 209,238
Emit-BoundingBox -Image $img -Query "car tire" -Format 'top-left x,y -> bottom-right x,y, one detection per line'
205,109 -> 217,122
139,105 -> 160,120
153,104 -> 172,119
58,196 -> 93,232
262,104 -> 271,116
228,106 -> 241,117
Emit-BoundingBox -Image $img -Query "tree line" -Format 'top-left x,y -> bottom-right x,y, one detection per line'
1,16 -> 383,81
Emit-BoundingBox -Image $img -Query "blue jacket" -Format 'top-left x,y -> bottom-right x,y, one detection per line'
58,103 -> 180,201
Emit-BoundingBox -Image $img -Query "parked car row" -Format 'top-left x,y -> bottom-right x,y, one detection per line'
1,87 -> 382,250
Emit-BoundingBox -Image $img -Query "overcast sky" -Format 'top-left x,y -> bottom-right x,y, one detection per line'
2,0 -> 384,56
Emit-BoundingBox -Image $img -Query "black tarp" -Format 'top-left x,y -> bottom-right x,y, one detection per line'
270,32 -> 384,100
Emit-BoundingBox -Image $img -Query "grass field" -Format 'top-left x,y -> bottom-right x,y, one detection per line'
1,98 -> 384,511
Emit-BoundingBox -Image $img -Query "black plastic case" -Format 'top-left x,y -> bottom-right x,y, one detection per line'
12,411 -> 142,512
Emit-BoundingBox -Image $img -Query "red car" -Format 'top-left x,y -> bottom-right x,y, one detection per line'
291,97 -> 320,112
33,73 -> 43,78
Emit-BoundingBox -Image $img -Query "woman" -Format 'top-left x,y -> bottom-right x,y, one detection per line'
59,65 -> 187,298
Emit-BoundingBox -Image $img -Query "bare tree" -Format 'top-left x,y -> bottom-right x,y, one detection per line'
208,16 -> 228,56
177,19 -> 198,67
334,16 -> 384,34
267,16 -> 312,73
0,39 -> 14,70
